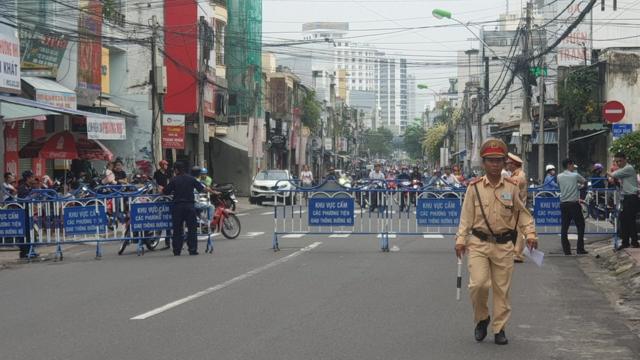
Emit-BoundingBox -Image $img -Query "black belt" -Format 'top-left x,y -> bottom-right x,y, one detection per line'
472,229 -> 516,244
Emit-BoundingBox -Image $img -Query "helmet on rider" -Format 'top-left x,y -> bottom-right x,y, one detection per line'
593,163 -> 603,171
201,167 -> 208,175
545,164 -> 556,172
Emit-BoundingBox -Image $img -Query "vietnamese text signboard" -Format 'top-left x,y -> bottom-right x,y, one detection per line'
308,198 -> 354,226
162,114 -> 185,149
0,209 -> 25,237
0,2 -> 21,94
130,203 -> 172,232
416,198 -> 461,227
86,116 -> 126,140
533,197 -> 561,226
63,206 -> 107,235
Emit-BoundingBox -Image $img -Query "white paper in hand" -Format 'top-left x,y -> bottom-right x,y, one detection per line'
523,247 -> 544,267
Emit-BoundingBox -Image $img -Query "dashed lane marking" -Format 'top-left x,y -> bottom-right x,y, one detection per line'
423,234 -> 444,239
329,233 -> 351,238
131,242 -> 322,320
282,233 -> 307,238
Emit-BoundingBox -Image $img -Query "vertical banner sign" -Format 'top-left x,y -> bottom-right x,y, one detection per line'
4,124 -> 18,175
308,198 -> 355,226
533,198 -> 562,226
77,0 -> 103,106
161,114 -> 185,149
416,198 -> 461,227
0,0 -> 21,94
32,121 -> 46,177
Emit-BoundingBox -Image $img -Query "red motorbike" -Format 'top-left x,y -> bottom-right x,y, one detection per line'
210,185 -> 241,239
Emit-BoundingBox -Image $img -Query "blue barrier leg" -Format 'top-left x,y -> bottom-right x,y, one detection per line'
95,241 -> 102,259
383,233 -> 390,252
28,244 -> 37,260
273,233 -> 279,252
55,242 -> 63,261
206,234 -> 213,254
136,238 -> 144,256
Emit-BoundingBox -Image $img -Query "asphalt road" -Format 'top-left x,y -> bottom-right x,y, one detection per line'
0,204 -> 638,360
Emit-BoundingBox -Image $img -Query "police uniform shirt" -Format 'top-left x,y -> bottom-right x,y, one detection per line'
510,168 -> 528,202
163,175 -> 205,204
455,176 -> 536,246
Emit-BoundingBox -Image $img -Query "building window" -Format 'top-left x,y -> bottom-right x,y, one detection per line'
215,19 -> 226,66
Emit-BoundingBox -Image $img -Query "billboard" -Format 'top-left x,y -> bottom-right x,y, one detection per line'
77,0 -> 103,106
162,114 -> 185,149
19,25 -> 68,78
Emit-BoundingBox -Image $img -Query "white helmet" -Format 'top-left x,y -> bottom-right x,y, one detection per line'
545,164 -> 556,172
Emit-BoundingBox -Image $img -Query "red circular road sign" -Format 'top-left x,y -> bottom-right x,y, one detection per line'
602,101 -> 626,123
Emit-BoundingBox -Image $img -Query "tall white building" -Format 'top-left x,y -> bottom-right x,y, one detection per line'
407,74 -> 417,124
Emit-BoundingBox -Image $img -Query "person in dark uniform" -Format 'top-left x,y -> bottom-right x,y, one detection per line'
163,161 -> 216,256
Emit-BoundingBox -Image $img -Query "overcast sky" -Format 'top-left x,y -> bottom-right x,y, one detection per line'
262,0 -> 526,111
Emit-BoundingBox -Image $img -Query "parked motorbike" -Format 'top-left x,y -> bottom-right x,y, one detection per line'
211,185 -> 241,239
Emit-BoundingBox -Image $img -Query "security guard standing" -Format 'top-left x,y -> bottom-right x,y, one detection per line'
455,139 -> 538,345
506,152 -> 528,262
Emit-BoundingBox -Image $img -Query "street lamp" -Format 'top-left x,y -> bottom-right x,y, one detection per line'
431,8 -> 509,67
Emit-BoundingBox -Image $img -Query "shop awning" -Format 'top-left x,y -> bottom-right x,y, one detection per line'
569,130 -> 608,143
531,131 -> 558,144
0,94 -> 123,122
0,101 -> 59,122
91,97 -> 137,118
22,76 -> 77,109
214,136 -> 248,152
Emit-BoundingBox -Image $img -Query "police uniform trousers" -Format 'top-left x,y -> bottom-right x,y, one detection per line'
171,203 -> 198,254
467,235 -> 514,334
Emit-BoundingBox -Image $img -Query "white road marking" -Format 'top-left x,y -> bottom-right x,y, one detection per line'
376,234 -> 397,238
198,233 -> 220,240
423,234 -> 444,239
236,213 -> 248,217
390,246 -> 400,252
567,234 -> 587,240
245,232 -> 265,237
260,211 -> 275,216
329,233 -> 351,238
131,242 -> 322,320
282,233 -> 306,238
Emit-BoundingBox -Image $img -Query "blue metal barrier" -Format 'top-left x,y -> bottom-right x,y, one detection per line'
271,180 -> 621,252
0,184 -> 215,260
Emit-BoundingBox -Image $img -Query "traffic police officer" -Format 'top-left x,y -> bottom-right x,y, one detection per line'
455,139 -> 538,345
506,152 -> 528,262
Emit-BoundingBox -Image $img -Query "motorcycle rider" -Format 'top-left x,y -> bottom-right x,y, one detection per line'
543,164 -> 559,189
590,163 -> 606,189
368,163 -> 386,212
199,168 -> 213,188
397,167 -> 411,211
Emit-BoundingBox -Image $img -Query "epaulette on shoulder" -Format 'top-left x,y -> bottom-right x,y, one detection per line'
503,177 -> 518,185
468,177 -> 483,186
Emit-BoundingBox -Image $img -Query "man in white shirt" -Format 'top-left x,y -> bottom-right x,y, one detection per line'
368,164 -> 385,211
2,172 -> 17,201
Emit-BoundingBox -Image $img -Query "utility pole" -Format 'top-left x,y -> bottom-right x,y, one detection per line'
520,1 -> 533,173
197,16 -> 208,168
537,62 -> 545,182
150,15 -> 163,167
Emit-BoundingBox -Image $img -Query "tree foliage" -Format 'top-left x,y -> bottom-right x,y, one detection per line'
403,121 -> 425,159
610,131 -> 640,169
361,127 -> 394,157
301,90 -> 321,132
558,68 -> 599,127
422,123 -> 448,162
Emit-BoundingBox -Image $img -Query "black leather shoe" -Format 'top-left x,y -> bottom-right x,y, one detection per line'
494,329 -> 508,345
474,316 -> 490,342
577,250 -> 589,255
564,252 -> 573,256
189,251 -> 199,256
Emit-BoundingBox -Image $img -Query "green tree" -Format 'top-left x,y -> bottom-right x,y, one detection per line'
422,123 -> 448,162
610,131 -> 640,169
361,127 -> 394,157
403,121 -> 425,159
301,90 -> 321,132
558,68 -> 599,127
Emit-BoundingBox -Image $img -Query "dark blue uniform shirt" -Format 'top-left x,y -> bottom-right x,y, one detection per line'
163,174 -> 205,204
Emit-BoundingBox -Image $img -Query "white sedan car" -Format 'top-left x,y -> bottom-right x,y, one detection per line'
249,170 -> 296,205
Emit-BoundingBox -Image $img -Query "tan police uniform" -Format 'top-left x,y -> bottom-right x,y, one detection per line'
456,144 -> 537,335
508,153 -> 528,262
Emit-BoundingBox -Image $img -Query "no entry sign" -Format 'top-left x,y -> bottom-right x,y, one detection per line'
602,101 -> 625,123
